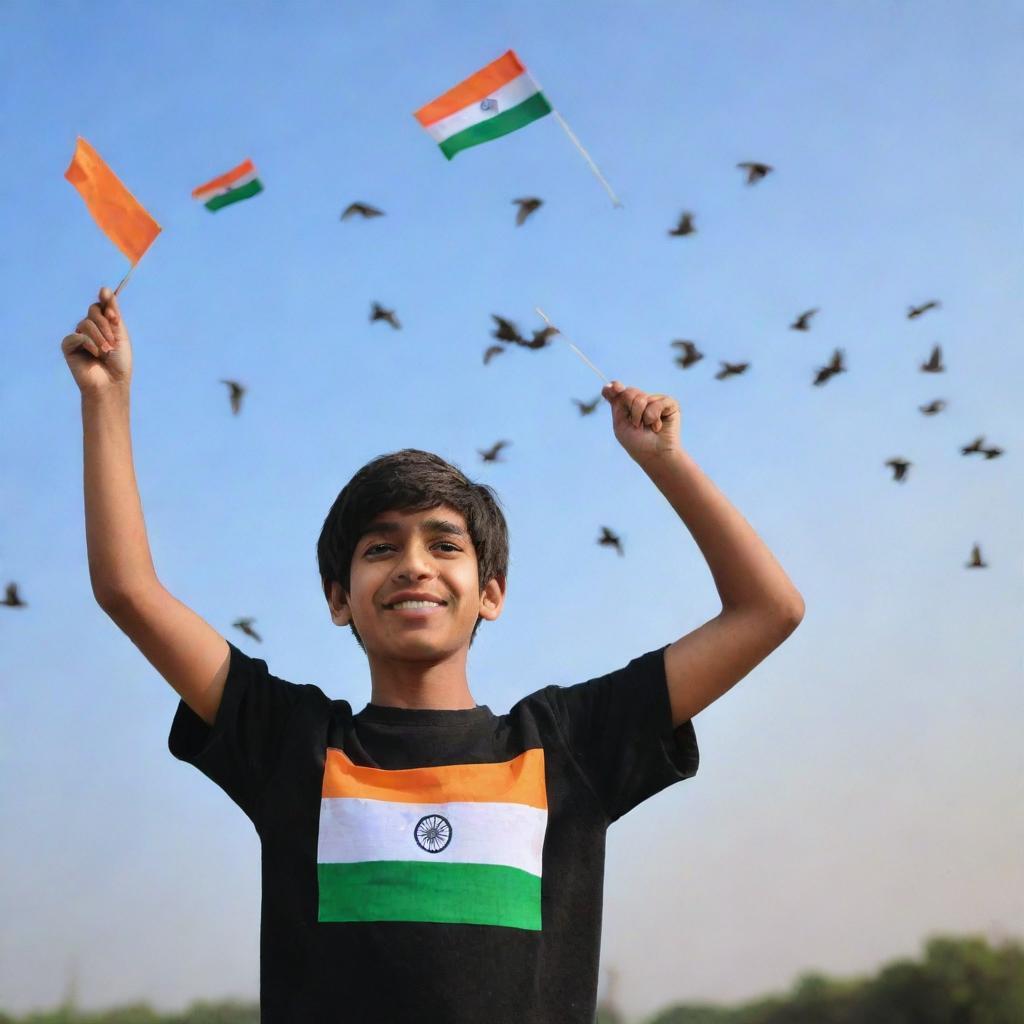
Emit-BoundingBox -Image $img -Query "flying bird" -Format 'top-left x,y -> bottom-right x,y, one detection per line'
1,582 -> 26,607
483,345 -> 505,366
341,202 -> 384,220
885,458 -> 911,482
982,445 -> 1004,459
523,326 -> 559,350
668,211 -> 696,236
920,345 -> 944,372
737,161 -> 773,185
597,526 -> 624,557
671,340 -> 704,368
961,436 -> 986,455
491,315 -> 523,344
572,397 -> 601,416
232,617 -> 262,642
966,543 -> 987,569
907,300 -> 940,319
371,302 -> 401,329
812,348 -> 846,386
715,360 -> 750,380
512,197 -> 543,226
478,440 -> 512,463
790,308 -> 819,331
219,379 -> 246,415
919,399 -> 947,415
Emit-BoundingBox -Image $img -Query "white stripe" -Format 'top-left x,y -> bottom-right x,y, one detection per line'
194,167 -> 259,201
317,797 -> 547,876
424,71 -> 540,144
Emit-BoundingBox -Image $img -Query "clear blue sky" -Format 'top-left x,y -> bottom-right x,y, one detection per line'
1,0 -> 1021,1018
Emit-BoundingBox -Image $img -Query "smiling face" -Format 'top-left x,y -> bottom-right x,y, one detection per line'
327,504 -> 505,660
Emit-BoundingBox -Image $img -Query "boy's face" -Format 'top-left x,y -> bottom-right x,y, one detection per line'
327,504 -> 504,655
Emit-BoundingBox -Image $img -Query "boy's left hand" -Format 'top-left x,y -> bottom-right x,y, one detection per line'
601,380 -> 683,463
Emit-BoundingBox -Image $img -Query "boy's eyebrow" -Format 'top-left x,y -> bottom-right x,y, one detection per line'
359,517 -> 468,540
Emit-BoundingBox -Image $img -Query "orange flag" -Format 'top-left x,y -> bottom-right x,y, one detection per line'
64,136 -> 161,265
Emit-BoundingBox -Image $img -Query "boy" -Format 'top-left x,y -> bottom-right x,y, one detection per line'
67,285 -> 804,1023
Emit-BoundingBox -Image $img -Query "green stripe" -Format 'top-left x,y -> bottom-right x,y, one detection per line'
439,92 -> 552,160
203,178 -> 263,211
318,860 -> 541,930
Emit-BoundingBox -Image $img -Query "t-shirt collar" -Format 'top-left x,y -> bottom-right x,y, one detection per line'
355,703 -> 495,726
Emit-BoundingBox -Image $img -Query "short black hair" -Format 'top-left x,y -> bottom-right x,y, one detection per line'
317,448 -> 510,652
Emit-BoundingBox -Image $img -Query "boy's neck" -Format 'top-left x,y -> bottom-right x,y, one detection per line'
367,651 -> 477,710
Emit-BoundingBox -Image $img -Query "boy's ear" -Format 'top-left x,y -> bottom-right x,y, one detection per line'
326,580 -> 352,626
479,574 -> 506,621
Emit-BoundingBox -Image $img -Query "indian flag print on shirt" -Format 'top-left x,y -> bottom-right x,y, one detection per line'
191,158 -> 263,212
317,746 -> 548,930
414,50 -> 553,160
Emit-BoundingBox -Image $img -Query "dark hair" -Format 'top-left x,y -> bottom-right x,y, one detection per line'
317,449 -> 510,652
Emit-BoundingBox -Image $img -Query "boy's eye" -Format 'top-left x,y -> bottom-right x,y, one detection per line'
365,542 -> 461,555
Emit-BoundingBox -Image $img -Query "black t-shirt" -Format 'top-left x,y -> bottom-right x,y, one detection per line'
168,640 -> 699,1023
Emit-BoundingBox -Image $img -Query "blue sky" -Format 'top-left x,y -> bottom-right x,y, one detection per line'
1,0 -> 1021,1018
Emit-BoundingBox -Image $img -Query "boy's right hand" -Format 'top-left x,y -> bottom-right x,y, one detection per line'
62,286 -> 133,394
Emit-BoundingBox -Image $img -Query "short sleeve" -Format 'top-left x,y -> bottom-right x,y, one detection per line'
168,640 -> 304,828
543,643 -> 699,824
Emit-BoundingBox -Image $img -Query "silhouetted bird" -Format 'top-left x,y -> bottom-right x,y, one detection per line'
478,440 -> 511,463
668,211 -> 696,236
512,197 -> 543,226
737,161 -> 773,184
715,361 -> 749,379
919,399 -> 947,415
371,302 -> 401,329
885,458 -> 911,482
982,445 -> 1004,459
907,300 -> 940,319
961,436 -> 986,455
341,202 -> 384,220
523,326 -> 559,350
966,543 -> 987,568
233,617 -> 262,642
219,379 -> 246,415
572,397 -> 601,416
813,349 -> 846,386
1,582 -> 26,607
491,315 -> 523,344
671,340 -> 704,368
920,345 -> 944,372
597,526 -> 624,556
790,308 -> 819,331
483,345 -> 505,366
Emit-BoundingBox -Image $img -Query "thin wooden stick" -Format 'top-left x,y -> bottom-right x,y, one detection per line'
550,108 -> 622,208
113,261 -> 138,297
535,307 -> 611,384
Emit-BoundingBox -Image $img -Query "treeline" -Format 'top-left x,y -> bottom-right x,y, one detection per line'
3,933 -> 1022,1023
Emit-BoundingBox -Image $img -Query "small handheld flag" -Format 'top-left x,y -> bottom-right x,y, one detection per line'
192,158 -> 264,212
414,50 -> 552,160
64,136 -> 162,295
414,50 -> 621,207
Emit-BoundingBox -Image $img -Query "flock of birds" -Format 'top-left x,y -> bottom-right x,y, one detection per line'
3,163 -> 1004,640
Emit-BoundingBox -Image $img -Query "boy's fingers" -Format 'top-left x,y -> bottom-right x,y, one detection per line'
78,319 -> 110,351
87,303 -> 115,344
98,286 -> 120,322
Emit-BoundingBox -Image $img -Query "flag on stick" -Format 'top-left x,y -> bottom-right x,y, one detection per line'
414,50 -> 552,160
192,158 -> 264,211
64,136 -> 161,265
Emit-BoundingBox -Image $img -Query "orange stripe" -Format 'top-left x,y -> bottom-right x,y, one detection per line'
191,158 -> 257,199
323,746 -> 547,809
414,50 -> 526,127
64,137 -> 161,265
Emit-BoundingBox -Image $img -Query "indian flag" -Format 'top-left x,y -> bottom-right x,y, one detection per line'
317,746 -> 548,930
414,50 -> 553,160
191,158 -> 263,212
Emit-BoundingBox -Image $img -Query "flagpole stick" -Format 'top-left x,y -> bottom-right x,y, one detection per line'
549,107 -> 622,209
535,307 -> 612,385
113,260 -> 139,298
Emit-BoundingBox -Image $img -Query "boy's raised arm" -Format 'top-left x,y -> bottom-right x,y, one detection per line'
65,286 -> 230,728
